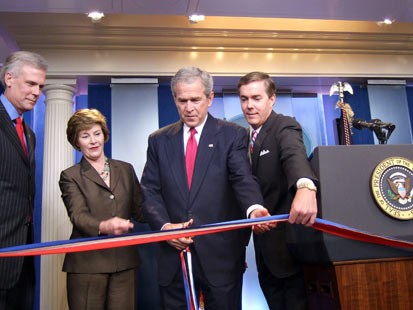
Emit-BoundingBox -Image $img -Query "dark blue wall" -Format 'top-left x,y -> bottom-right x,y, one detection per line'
158,84 -> 179,127
407,87 -> 413,137
323,85 -> 375,145
88,84 -> 112,160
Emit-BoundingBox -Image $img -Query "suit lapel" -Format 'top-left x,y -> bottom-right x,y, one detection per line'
24,121 -> 35,167
107,158 -> 120,192
0,101 -> 30,164
165,122 -> 188,201
80,157 -> 110,189
251,111 -> 276,171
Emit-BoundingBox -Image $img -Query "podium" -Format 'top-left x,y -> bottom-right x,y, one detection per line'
289,145 -> 413,309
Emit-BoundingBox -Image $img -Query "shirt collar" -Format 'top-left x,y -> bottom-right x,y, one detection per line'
183,113 -> 208,135
1,94 -> 21,121
250,125 -> 262,137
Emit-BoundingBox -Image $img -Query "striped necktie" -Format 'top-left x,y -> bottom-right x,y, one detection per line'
249,130 -> 258,154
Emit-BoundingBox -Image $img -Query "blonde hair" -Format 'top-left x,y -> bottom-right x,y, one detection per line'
66,109 -> 109,150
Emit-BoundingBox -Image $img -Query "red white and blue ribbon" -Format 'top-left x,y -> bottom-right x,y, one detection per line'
180,247 -> 198,310
0,215 -> 412,257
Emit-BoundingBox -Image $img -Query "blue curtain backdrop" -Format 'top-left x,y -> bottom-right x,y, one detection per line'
322,85 -> 374,145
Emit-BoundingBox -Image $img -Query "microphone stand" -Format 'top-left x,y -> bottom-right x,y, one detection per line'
372,125 -> 388,144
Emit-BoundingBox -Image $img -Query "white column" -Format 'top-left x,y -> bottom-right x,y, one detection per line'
40,82 -> 75,310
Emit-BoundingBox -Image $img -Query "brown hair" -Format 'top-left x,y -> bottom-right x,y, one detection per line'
66,109 -> 109,150
237,71 -> 277,98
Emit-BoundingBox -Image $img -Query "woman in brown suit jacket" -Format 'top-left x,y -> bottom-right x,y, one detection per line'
59,109 -> 143,310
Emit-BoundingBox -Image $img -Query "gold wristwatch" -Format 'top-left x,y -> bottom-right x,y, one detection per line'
297,181 -> 317,192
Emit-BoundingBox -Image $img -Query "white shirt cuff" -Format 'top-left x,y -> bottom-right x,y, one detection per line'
247,204 -> 265,218
296,177 -> 315,187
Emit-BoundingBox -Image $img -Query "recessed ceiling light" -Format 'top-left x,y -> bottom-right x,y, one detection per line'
87,11 -> 105,23
188,14 -> 205,24
377,18 -> 394,26
383,18 -> 393,25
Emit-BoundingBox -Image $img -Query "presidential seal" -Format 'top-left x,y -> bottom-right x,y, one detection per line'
371,157 -> 413,220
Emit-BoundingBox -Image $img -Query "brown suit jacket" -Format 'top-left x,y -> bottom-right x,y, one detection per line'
59,157 -> 143,273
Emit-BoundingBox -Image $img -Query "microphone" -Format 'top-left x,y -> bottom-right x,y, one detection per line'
371,119 -> 396,130
352,118 -> 396,144
352,118 -> 376,130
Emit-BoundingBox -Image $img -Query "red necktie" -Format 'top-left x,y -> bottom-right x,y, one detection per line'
186,128 -> 198,189
249,130 -> 258,154
15,117 -> 28,157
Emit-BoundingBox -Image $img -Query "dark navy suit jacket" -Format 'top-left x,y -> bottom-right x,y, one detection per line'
141,114 -> 264,286
0,101 -> 36,289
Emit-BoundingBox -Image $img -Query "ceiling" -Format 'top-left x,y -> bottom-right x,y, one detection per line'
0,0 -> 413,93
0,0 -> 412,22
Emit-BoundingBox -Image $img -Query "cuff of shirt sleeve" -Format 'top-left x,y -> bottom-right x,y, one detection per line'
160,223 -> 170,230
247,204 -> 265,218
296,177 -> 314,187
296,177 -> 317,192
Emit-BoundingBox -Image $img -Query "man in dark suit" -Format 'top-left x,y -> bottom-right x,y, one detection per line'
238,71 -> 318,310
141,67 -> 272,310
0,51 -> 47,310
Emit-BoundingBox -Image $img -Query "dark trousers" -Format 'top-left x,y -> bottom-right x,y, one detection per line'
0,229 -> 35,310
0,257 -> 35,310
160,250 -> 243,310
258,261 -> 308,310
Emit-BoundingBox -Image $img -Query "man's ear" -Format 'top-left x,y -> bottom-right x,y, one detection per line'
4,72 -> 13,87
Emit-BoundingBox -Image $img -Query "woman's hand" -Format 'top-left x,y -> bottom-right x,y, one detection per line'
99,217 -> 134,235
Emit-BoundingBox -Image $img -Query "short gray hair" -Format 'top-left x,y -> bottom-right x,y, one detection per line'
170,67 -> 214,98
0,51 -> 48,88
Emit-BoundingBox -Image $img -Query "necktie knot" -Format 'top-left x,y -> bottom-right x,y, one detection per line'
190,127 -> 197,137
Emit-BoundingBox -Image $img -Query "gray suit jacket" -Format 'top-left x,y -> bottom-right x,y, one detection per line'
59,157 -> 143,273
0,101 -> 35,289
251,111 -> 318,278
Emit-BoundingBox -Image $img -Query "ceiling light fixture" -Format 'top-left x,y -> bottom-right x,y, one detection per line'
87,11 -> 105,23
377,17 -> 394,26
188,14 -> 205,24
383,18 -> 393,25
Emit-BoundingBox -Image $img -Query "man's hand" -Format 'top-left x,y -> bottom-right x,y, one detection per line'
163,219 -> 194,251
250,208 -> 277,234
289,188 -> 317,226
